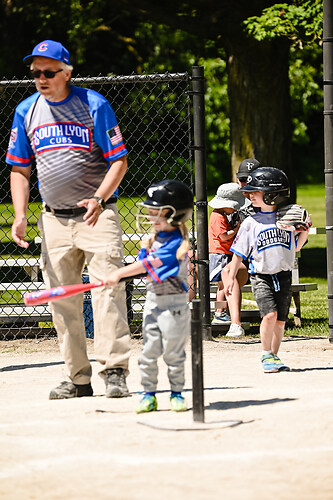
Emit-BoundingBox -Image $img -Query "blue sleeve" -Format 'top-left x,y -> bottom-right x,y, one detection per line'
85,88 -> 128,162
139,235 -> 183,283
5,96 -> 37,167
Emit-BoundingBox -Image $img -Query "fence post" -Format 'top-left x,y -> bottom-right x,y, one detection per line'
192,65 -> 211,341
323,0 -> 333,343
191,299 -> 205,422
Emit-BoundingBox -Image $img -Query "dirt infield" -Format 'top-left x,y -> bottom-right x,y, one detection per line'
1,335 -> 332,500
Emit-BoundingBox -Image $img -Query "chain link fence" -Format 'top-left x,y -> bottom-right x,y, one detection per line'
0,70 -> 200,339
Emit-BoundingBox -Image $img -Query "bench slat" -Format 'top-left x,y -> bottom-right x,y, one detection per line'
0,282 -> 45,291
0,304 -> 51,315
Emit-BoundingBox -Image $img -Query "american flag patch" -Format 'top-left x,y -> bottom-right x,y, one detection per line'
9,127 -> 18,149
107,125 -> 123,146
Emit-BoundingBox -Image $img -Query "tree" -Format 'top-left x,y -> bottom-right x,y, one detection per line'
116,0 -> 323,198
0,0 -> 323,194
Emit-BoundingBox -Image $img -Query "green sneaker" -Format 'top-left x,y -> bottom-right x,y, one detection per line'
261,354 -> 279,373
136,394 -> 157,414
170,393 -> 187,412
273,354 -> 290,371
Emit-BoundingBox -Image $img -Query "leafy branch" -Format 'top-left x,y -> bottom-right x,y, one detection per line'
243,1 -> 323,48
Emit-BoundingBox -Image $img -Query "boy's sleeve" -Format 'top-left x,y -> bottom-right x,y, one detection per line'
230,220 -> 251,260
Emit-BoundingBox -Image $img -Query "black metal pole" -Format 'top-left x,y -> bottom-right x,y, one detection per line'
323,0 -> 333,343
192,65 -> 211,341
191,299 -> 204,422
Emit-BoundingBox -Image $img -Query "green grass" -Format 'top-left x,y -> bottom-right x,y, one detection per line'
290,184 -> 328,336
242,278 -> 328,337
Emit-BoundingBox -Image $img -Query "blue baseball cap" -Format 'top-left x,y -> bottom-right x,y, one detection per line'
23,40 -> 71,65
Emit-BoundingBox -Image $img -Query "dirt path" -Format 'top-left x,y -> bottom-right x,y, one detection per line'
0,335 -> 332,500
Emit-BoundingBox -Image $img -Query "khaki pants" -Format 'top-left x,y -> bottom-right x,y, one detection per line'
38,205 -> 131,384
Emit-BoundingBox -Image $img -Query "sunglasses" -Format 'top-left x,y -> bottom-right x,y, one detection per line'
238,177 -> 248,183
30,69 -> 63,79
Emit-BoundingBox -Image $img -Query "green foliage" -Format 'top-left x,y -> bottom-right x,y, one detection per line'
288,41 -> 323,183
67,1 -> 106,65
134,23 -> 231,188
290,46 -> 323,144
199,57 -> 230,188
243,1 -> 323,47
0,1 -> 326,187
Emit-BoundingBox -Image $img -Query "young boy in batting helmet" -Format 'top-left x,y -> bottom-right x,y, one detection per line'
224,167 -> 310,373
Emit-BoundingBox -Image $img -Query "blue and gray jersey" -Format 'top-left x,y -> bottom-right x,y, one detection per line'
139,229 -> 188,295
6,85 -> 127,208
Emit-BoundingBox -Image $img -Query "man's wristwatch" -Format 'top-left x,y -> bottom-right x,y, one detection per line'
93,196 -> 106,211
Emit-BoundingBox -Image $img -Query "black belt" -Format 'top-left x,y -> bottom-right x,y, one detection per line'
45,196 -> 117,217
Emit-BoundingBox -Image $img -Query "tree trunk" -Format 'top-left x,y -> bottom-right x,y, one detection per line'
225,33 -> 295,201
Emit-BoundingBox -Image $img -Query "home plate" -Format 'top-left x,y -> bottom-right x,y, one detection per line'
137,412 -> 243,431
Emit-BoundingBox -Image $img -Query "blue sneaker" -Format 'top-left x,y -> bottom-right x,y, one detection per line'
273,354 -> 290,371
136,393 -> 157,414
261,354 -> 279,373
212,311 -> 231,325
170,393 -> 187,412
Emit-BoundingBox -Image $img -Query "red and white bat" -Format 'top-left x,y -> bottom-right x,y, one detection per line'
23,282 -> 104,306
23,273 -> 147,306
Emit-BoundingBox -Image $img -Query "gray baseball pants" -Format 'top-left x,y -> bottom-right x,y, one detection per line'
139,291 -> 190,393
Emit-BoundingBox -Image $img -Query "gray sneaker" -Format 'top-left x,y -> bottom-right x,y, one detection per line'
104,368 -> 129,398
226,323 -> 244,337
49,381 -> 93,400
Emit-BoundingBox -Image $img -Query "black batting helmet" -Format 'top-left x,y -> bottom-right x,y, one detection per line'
240,167 -> 290,206
139,179 -> 193,226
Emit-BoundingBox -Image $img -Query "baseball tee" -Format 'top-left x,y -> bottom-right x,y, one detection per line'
6,85 -> 127,208
231,210 -> 298,275
138,229 -> 188,295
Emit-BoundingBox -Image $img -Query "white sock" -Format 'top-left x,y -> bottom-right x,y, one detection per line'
262,350 -> 272,356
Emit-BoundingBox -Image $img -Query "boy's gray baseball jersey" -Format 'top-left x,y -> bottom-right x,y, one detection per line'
231,210 -> 298,275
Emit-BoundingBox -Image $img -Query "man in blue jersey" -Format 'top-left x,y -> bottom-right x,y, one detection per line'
6,40 -> 131,400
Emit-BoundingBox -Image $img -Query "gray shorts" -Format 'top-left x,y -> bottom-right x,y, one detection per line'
209,253 -> 232,282
250,271 -> 292,321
